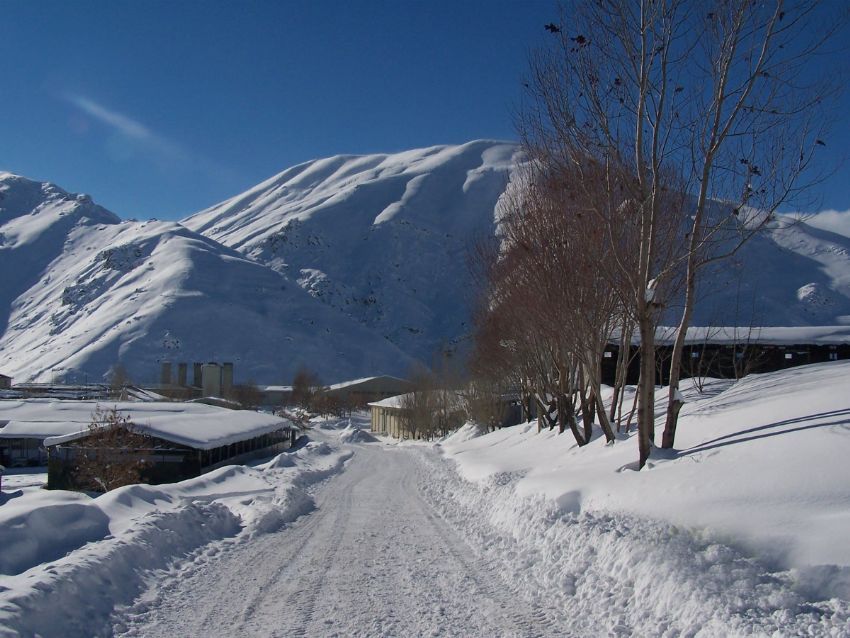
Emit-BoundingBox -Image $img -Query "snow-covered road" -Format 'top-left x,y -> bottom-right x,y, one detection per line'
113,442 -> 567,638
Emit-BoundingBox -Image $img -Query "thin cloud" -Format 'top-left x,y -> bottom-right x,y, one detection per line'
62,93 -> 234,180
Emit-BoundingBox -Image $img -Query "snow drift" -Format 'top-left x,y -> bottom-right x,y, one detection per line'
422,361 -> 850,635
0,440 -> 352,637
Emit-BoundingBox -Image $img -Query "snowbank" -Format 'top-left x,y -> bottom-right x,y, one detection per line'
441,421 -> 488,445
338,423 -> 378,444
0,439 -> 352,637
422,361 -> 850,634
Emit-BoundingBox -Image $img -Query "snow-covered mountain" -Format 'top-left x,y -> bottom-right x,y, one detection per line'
182,140 -> 522,361
183,140 -> 850,335
4,141 -> 850,384
684,214 -> 850,327
0,172 -> 414,384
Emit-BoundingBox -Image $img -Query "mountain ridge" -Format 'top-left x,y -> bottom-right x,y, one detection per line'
4,139 -> 850,384
0,172 -> 415,384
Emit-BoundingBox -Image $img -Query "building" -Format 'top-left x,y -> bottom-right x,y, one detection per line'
368,390 -> 466,439
0,374 -> 11,390
601,325 -> 850,385
258,375 -> 413,408
152,361 -> 235,400
0,399 -> 298,479
44,401 -> 299,489
369,394 -> 407,438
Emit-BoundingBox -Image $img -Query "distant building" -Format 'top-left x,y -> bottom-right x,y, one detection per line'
258,375 -> 413,408
154,361 -> 234,400
368,390 -> 466,439
0,374 -> 11,390
602,325 -> 850,385
42,400 -> 299,489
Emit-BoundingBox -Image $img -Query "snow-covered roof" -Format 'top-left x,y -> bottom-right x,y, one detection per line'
327,376 -> 379,391
0,400 -> 294,450
258,385 -> 292,393
368,390 -> 465,411
259,376 -> 410,394
326,375 -> 408,391
368,393 -> 408,409
620,325 -> 850,347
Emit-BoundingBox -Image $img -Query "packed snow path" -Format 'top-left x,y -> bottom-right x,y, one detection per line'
114,443 -> 568,637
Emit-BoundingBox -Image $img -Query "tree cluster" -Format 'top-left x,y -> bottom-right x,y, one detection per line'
471,0 -> 840,468
290,365 -> 323,410
399,365 -> 466,440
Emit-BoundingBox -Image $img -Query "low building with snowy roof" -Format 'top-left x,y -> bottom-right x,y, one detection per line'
258,375 -> 412,408
0,399 -> 299,487
602,325 -> 850,385
0,374 -> 11,390
368,390 -> 466,439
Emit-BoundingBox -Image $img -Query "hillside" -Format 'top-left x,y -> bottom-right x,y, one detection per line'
184,142 -> 850,354
0,173 -> 414,384
4,144 -> 850,384
182,140 -> 522,361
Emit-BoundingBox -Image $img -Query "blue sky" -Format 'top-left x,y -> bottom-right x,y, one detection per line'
1,0 -> 848,220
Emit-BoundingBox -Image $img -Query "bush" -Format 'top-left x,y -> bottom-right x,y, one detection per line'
71,407 -> 153,492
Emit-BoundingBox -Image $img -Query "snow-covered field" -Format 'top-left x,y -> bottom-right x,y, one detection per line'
1,362 -> 849,636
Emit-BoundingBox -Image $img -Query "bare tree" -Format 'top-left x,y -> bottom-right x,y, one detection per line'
658,1 -> 845,449
519,0 -> 844,466
71,407 -> 153,492
231,380 -> 263,410
399,365 -> 436,439
461,377 -> 510,433
290,365 -> 321,409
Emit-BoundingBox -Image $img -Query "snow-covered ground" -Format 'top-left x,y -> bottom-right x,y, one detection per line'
428,362 -> 850,635
2,362 -> 849,636
0,438 -> 352,637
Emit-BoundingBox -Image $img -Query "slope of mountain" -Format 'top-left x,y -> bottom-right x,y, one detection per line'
183,144 -> 850,339
182,140 -> 522,361
687,214 -> 850,327
5,143 -> 850,385
0,173 -> 414,384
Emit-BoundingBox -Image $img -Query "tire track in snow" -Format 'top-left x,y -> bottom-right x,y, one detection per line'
266,465 -> 367,637
114,438 -> 574,637
403,463 -> 567,638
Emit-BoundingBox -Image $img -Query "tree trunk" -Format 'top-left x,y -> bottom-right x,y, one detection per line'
521,385 -> 533,422
661,261 -> 697,449
576,382 -> 592,441
593,383 -> 616,443
556,392 -> 566,435
637,315 -> 656,469
609,324 -> 631,424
